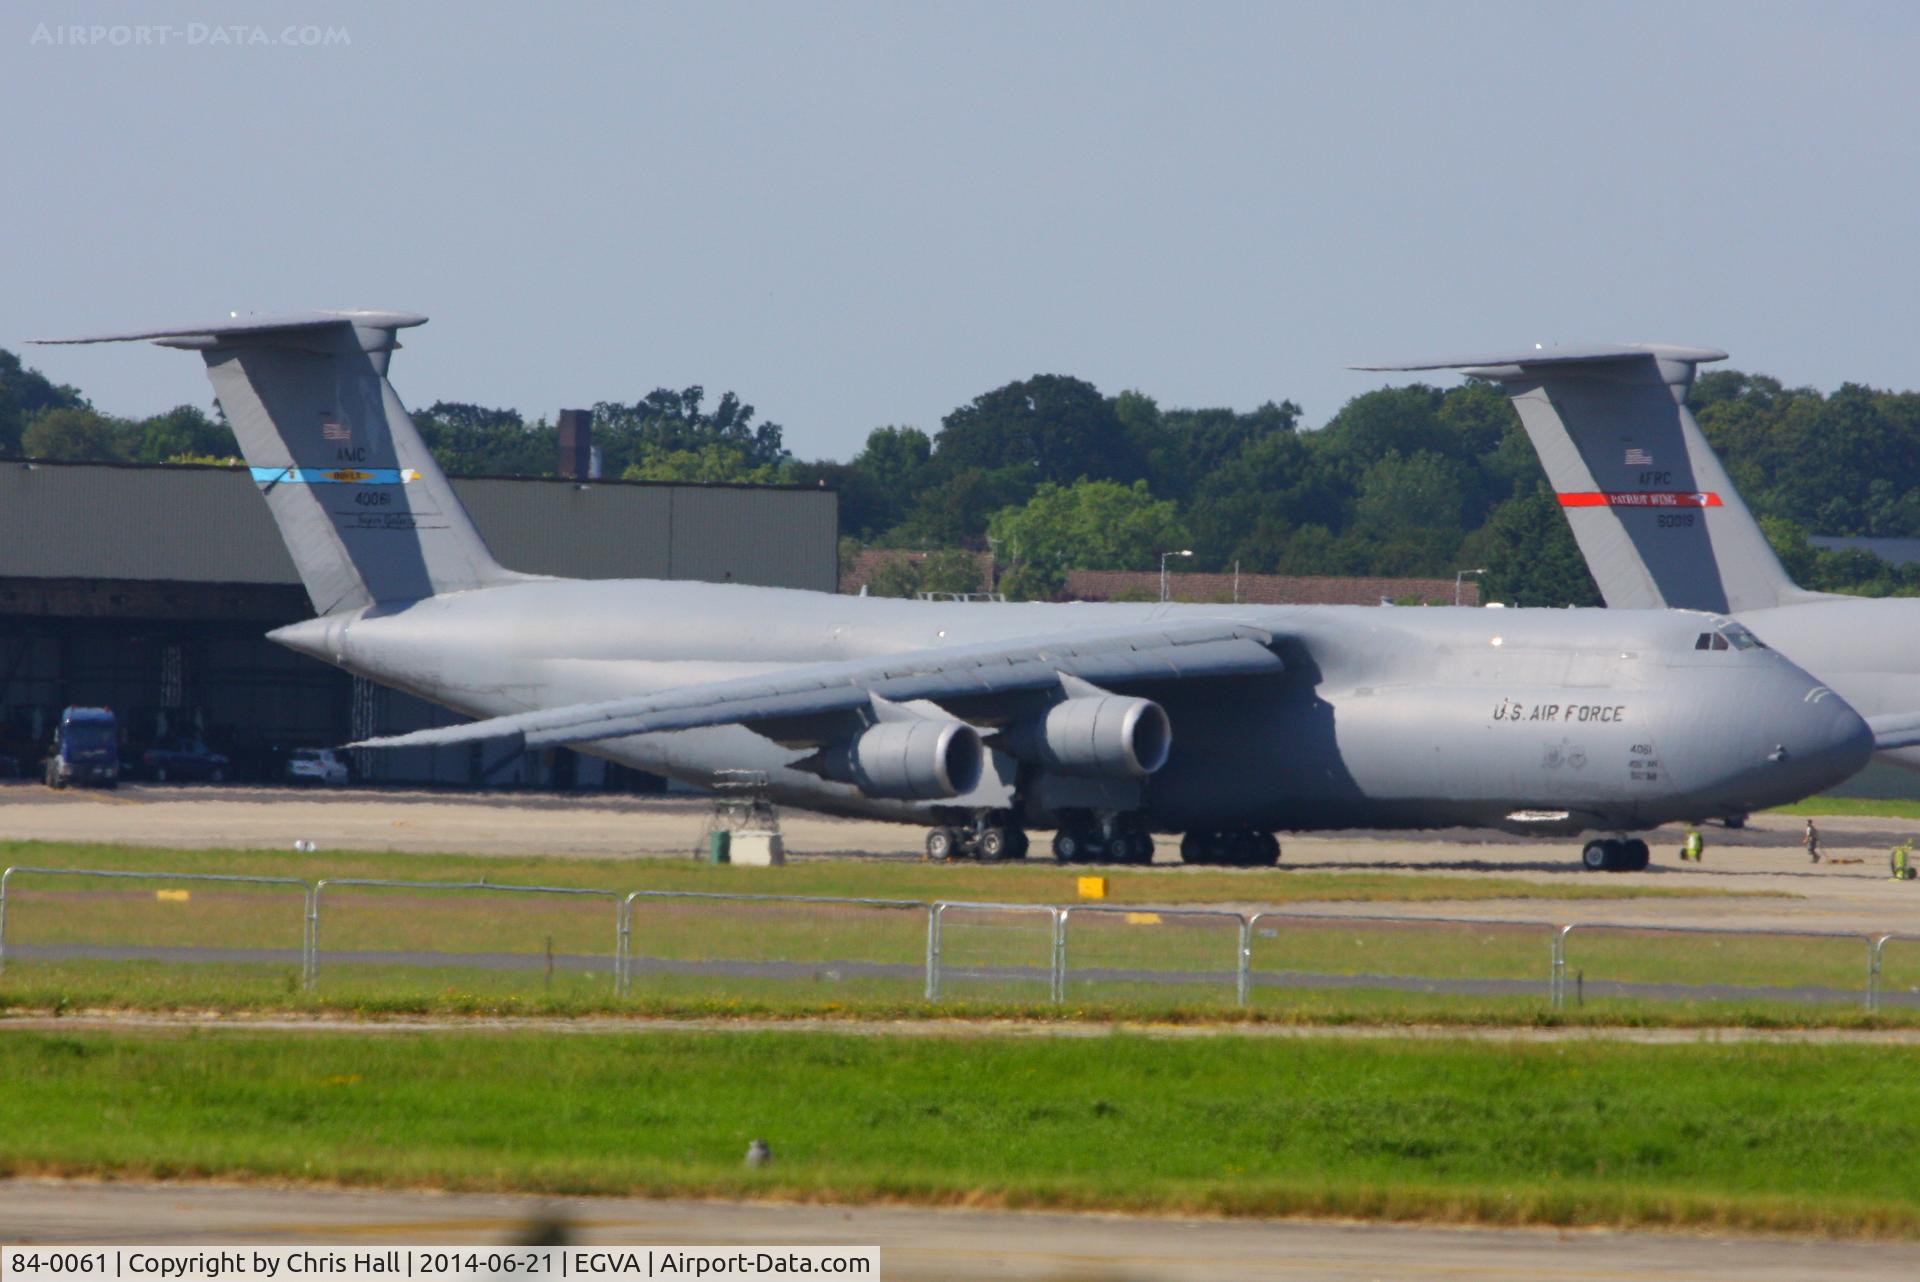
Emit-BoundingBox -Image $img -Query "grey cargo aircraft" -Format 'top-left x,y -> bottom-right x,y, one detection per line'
38,313 -> 1875,872
1358,344 -> 1920,788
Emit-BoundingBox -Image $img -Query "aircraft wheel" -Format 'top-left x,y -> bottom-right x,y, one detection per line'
154,766 -> 168,783
1118,831 -> 1154,865
977,827 -> 1009,861
210,768 -> 226,784
1052,829 -> 1084,864
1258,833 -> 1282,866
925,827 -> 959,862
1623,838 -> 1650,871
1227,831 -> 1261,866
1581,839 -> 1612,871
1005,829 -> 1030,861
1179,832 -> 1207,864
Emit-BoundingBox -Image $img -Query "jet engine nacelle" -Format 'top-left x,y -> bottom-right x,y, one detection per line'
815,719 -> 985,800
1000,695 -> 1171,778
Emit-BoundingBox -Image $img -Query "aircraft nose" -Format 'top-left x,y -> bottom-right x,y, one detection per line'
1763,682 -> 1874,797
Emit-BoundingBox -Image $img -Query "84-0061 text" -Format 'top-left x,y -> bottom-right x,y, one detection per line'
5,1250 -> 879,1281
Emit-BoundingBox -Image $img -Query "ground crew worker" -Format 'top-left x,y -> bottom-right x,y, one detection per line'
1804,818 -> 1822,864
1893,840 -> 1914,881
1681,827 -> 1704,862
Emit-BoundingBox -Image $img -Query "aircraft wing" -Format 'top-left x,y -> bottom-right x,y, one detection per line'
1868,712 -> 1920,752
348,619 -> 1283,752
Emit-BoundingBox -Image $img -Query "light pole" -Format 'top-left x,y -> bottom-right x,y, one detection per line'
1455,567 -> 1487,606
1160,549 -> 1193,602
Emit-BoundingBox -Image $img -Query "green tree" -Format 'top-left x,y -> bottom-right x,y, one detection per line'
0,348 -> 86,458
593,386 -> 787,478
1463,484 -> 1602,607
413,402 -> 558,477
918,548 -> 988,595
620,443 -> 789,485
21,406 -> 129,461
134,405 -> 237,464
1316,385 -> 1455,479
1138,400 -> 1303,508
883,465 -> 1033,548
836,426 -> 931,537
988,479 -> 1189,601
1352,449 -> 1467,541
933,374 -> 1145,492
865,556 -> 924,599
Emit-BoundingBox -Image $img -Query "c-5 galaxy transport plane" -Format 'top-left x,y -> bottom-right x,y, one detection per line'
39,313 -> 1874,871
1359,344 -> 1920,782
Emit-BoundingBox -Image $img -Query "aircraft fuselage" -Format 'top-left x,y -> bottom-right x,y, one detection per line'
272,579 -> 1871,836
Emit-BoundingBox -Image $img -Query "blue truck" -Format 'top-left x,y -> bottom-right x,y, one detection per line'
43,706 -> 119,789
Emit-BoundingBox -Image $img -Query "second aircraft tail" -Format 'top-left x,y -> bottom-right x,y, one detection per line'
1355,343 -> 1822,614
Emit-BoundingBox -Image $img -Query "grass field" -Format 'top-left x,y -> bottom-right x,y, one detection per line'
2,1028 -> 1917,1236
4,955 -> 1914,1029
1774,797 -> 1920,821
0,839 -> 1895,1027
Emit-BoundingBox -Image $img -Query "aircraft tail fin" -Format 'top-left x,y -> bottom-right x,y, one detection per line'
34,311 -> 523,616
1354,343 -> 1819,614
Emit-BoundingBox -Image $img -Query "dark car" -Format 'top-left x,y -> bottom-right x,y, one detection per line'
135,738 -> 231,783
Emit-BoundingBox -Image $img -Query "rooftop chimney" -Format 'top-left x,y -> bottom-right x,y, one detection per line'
557,408 -> 592,480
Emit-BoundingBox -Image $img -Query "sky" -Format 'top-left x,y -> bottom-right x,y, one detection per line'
6,1 -> 1920,461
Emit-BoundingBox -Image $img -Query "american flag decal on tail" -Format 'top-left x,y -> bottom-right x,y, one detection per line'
321,416 -> 350,441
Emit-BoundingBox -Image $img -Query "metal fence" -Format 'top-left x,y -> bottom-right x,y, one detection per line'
1247,911 -> 1556,1006
1,862 -> 1914,1012
0,865 -> 314,985
621,890 -> 930,1000
310,878 -> 625,990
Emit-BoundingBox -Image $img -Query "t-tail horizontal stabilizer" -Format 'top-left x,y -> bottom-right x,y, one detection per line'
31,311 -> 522,616
1354,343 -> 1823,615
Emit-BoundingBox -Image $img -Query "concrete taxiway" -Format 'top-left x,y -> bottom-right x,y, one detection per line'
5,1179 -> 1919,1282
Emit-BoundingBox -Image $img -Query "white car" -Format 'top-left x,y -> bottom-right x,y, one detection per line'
286,747 -> 349,786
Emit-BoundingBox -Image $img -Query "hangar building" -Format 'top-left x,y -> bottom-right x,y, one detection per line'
0,460 -> 838,789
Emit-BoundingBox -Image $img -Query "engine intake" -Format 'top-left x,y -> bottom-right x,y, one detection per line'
815,719 -> 984,800
1000,695 -> 1171,779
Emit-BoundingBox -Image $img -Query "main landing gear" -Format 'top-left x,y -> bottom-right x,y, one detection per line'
1581,837 -> 1650,872
925,815 -> 1031,862
1179,830 -> 1281,867
1050,821 -> 1155,865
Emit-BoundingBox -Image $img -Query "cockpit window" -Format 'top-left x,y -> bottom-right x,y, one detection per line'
1696,626 -> 1766,652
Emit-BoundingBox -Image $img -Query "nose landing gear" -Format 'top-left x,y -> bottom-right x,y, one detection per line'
925,813 -> 1031,862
